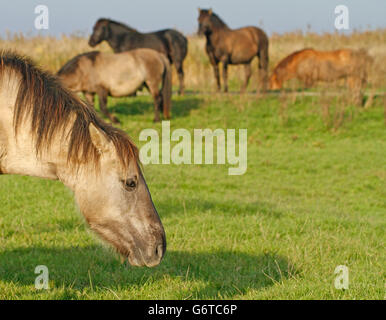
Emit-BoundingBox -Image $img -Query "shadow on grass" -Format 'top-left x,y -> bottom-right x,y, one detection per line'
0,246 -> 298,299
155,197 -> 283,218
108,96 -> 203,118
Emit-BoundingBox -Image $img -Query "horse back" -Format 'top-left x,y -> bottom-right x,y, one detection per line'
209,26 -> 268,64
117,29 -> 187,64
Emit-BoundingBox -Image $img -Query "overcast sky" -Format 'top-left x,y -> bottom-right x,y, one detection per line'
1,0 -> 385,37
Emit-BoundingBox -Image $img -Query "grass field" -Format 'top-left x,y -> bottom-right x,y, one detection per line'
0,28 -> 385,299
0,91 -> 385,299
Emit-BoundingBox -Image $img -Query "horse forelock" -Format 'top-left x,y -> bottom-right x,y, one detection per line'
0,51 -> 138,172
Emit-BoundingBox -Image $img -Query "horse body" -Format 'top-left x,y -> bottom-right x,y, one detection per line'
58,49 -> 172,123
198,9 -> 269,92
270,48 -> 371,90
0,52 -> 166,267
89,18 -> 187,95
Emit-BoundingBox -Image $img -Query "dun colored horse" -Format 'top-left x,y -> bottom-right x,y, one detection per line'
0,51 -> 166,267
57,49 -> 172,123
270,48 -> 371,102
197,8 -> 269,93
89,18 -> 188,95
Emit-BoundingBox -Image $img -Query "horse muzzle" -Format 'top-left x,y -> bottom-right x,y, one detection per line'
128,234 -> 166,267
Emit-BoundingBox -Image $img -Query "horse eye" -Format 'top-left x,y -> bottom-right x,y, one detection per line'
122,178 -> 137,191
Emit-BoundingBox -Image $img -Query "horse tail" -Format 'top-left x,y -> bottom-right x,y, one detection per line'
160,54 -> 172,119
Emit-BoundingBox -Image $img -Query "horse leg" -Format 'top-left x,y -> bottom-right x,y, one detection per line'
241,64 -> 252,93
222,61 -> 229,93
213,63 -> 221,92
97,87 -> 119,124
175,62 -> 185,96
347,76 -> 363,106
258,48 -> 269,92
207,51 -> 221,92
147,81 -> 162,122
84,92 -> 95,106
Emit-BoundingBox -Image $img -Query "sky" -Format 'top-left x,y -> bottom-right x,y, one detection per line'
1,0 -> 385,37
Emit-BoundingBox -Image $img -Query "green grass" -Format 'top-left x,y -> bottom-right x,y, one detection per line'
0,93 -> 385,299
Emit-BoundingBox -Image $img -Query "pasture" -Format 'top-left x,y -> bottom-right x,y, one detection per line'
0,30 -> 385,299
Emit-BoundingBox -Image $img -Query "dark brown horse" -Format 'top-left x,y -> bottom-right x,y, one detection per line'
198,8 -> 269,93
57,49 -> 172,123
89,18 -> 188,95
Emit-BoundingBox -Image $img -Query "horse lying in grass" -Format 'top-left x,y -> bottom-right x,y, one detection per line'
57,49 -> 172,123
0,51 -> 166,267
197,8 -> 269,93
89,18 -> 187,95
269,48 -> 372,104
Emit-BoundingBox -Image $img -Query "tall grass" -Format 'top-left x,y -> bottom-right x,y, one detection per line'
1,29 -> 385,91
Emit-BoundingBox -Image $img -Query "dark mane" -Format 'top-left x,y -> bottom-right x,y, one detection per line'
97,18 -> 138,33
57,51 -> 99,76
0,51 -> 138,170
203,10 -> 229,29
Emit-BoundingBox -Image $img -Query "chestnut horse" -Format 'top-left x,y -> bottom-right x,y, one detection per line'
89,18 -> 187,95
198,8 -> 269,93
0,52 -> 166,267
58,49 -> 172,123
270,48 -> 371,98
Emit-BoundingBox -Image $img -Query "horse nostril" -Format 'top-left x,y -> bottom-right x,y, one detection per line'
155,244 -> 164,259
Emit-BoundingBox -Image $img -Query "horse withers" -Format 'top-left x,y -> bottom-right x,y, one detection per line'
0,52 -> 166,267
57,49 -> 172,123
270,48 -> 372,104
89,18 -> 188,95
198,8 -> 269,93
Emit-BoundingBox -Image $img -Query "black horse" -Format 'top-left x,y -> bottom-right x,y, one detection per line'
89,18 -> 188,95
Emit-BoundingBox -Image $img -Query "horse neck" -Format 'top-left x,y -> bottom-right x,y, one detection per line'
210,15 -> 230,32
107,23 -> 136,51
0,99 -> 79,188
206,18 -> 230,43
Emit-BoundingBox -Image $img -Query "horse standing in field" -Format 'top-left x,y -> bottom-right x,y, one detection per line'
57,49 -> 172,123
0,52 -> 166,267
197,8 -> 269,93
89,18 -> 188,95
270,48 -> 371,103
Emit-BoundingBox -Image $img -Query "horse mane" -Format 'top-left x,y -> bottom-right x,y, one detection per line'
203,10 -> 229,30
0,51 -> 138,170
97,18 -> 138,33
57,51 -> 100,76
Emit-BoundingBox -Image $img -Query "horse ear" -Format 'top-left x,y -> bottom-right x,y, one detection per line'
89,123 -> 111,154
198,7 -> 201,13
208,8 -> 213,15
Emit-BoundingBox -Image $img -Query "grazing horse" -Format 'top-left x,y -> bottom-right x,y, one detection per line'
0,52 -> 166,267
57,49 -> 172,123
197,8 -> 269,93
270,48 -> 371,102
89,18 -> 188,95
